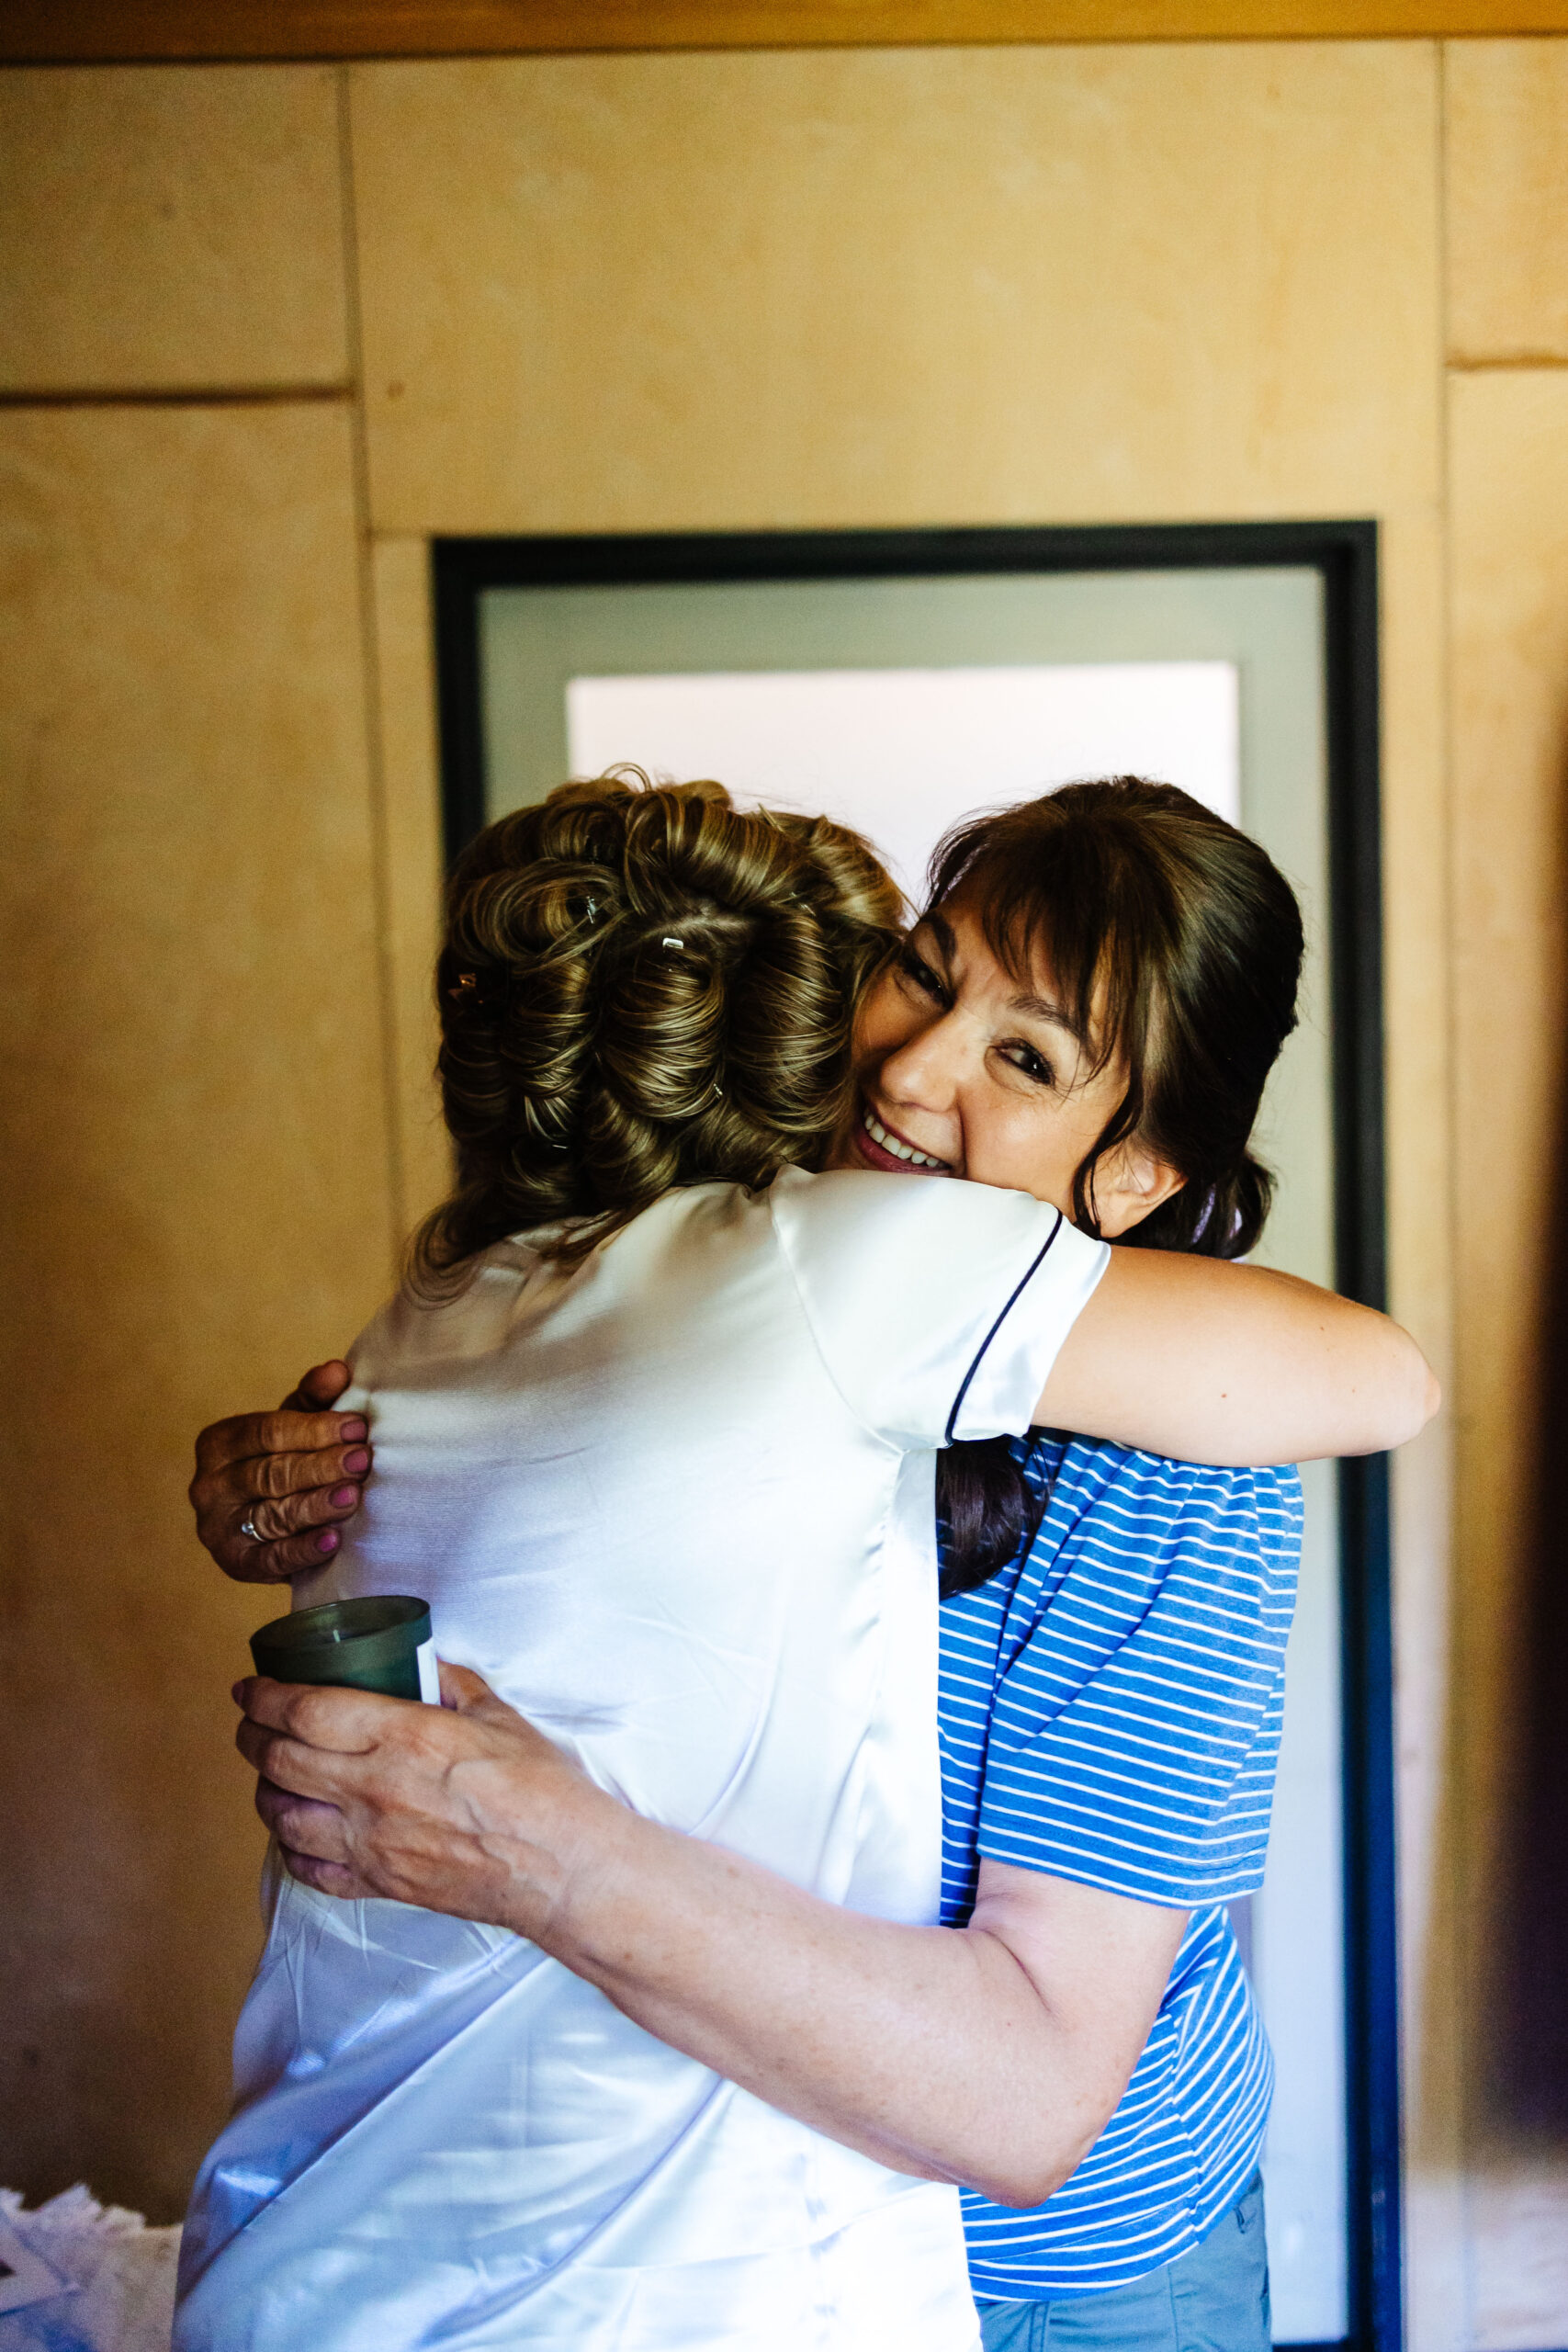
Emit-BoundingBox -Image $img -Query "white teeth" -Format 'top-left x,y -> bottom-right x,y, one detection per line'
863,1105 -> 945,1170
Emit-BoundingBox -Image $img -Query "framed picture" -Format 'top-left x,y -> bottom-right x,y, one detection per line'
433,518 -> 1394,2352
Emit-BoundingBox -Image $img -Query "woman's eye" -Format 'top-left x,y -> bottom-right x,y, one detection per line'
898,946 -> 948,1002
1001,1042 -> 1056,1087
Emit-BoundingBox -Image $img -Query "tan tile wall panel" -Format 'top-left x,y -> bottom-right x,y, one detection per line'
1378,504 -> 1465,2352
369,535 -> 449,1235
1383,505 -> 1456,1383
0,64 -> 348,391
1378,507 -> 1464,2338
1445,39 -> 1568,365
1448,367 -> 1568,2342
0,403 -> 397,2217
350,41 -> 1441,535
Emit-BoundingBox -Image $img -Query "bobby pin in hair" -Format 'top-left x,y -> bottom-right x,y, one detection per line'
446,966 -> 513,1014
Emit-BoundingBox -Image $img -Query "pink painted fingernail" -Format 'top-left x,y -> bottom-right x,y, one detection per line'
343,1448 -> 370,1476
330,1484 -> 358,1508
340,1417 -> 367,1441
316,1529 -> 340,1555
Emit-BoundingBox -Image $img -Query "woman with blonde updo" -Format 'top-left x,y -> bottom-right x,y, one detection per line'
181,774 -> 1433,2352
420,773 -> 904,1274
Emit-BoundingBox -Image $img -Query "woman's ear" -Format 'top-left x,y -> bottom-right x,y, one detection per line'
1089,1141 -> 1186,1238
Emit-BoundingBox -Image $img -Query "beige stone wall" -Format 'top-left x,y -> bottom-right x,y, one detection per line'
0,38 -> 1560,2340
1442,49 -> 1568,2335
0,394 -> 399,2211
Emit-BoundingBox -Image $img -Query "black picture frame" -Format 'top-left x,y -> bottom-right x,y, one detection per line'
431,518 -> 1396,2352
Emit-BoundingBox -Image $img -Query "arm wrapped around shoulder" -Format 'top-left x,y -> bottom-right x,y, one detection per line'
1038,1248 -> 1439,1465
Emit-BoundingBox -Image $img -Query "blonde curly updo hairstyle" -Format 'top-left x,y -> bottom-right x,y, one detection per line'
412,771 -> 903,1283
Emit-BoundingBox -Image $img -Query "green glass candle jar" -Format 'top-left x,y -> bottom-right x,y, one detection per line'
250,1595 -> 437,1703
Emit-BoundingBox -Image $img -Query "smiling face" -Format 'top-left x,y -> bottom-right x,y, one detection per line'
832,894 -> 1184,1237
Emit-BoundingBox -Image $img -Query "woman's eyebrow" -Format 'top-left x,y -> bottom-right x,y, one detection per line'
926,906 -> 1087,1044
1009,985 -> 1086,1044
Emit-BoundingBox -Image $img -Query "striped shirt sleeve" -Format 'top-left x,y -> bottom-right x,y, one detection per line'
976,1447 -> 1303,1907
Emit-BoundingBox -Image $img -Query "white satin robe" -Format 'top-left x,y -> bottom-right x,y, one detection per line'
175,1170 -> 1107,2352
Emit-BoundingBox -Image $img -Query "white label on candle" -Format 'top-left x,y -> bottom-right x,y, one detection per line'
416,1638 -> 441,1705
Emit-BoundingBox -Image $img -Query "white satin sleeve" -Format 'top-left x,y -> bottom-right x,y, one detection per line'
768,1167 -> 1111,1451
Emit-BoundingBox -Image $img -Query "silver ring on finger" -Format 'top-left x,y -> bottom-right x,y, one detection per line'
240,1513 -> 267,1544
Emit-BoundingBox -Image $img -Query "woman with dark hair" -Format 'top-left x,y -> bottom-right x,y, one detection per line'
185,775 -> 1431,2352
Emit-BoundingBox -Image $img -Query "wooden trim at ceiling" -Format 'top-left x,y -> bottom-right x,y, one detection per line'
7,0 -> 1568,65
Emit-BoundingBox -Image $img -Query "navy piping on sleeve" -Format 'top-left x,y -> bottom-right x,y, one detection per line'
943,1209 -> 1066,1447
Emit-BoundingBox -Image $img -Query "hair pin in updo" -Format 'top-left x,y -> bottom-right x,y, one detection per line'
661,935 -> 684,952
445,965 -> 508,1012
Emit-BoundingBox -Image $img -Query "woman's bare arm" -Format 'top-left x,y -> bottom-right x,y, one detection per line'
241,1667 -> 1187,2208
1039,1250 -> 1438,1464
190,1258 -> 1437,1581
518,1817 -> 1186,2206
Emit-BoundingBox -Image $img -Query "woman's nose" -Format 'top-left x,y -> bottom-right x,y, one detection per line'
878,1010 -> 964,1111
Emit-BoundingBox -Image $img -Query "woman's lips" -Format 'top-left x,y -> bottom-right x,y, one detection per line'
855,1101 -> 953,1174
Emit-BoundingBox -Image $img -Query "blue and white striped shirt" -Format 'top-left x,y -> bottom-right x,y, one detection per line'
937,1431 -> 1303,2298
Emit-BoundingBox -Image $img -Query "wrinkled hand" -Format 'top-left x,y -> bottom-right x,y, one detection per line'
237,1663 -> 603,1939
190,1360 -> 372,1583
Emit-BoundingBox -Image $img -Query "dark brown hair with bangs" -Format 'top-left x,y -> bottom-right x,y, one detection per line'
932,776 -> 1305,1595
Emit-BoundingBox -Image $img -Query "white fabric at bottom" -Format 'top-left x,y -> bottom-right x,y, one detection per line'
177,1171 -> 1106,2352
179,1878 -> 975,2352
